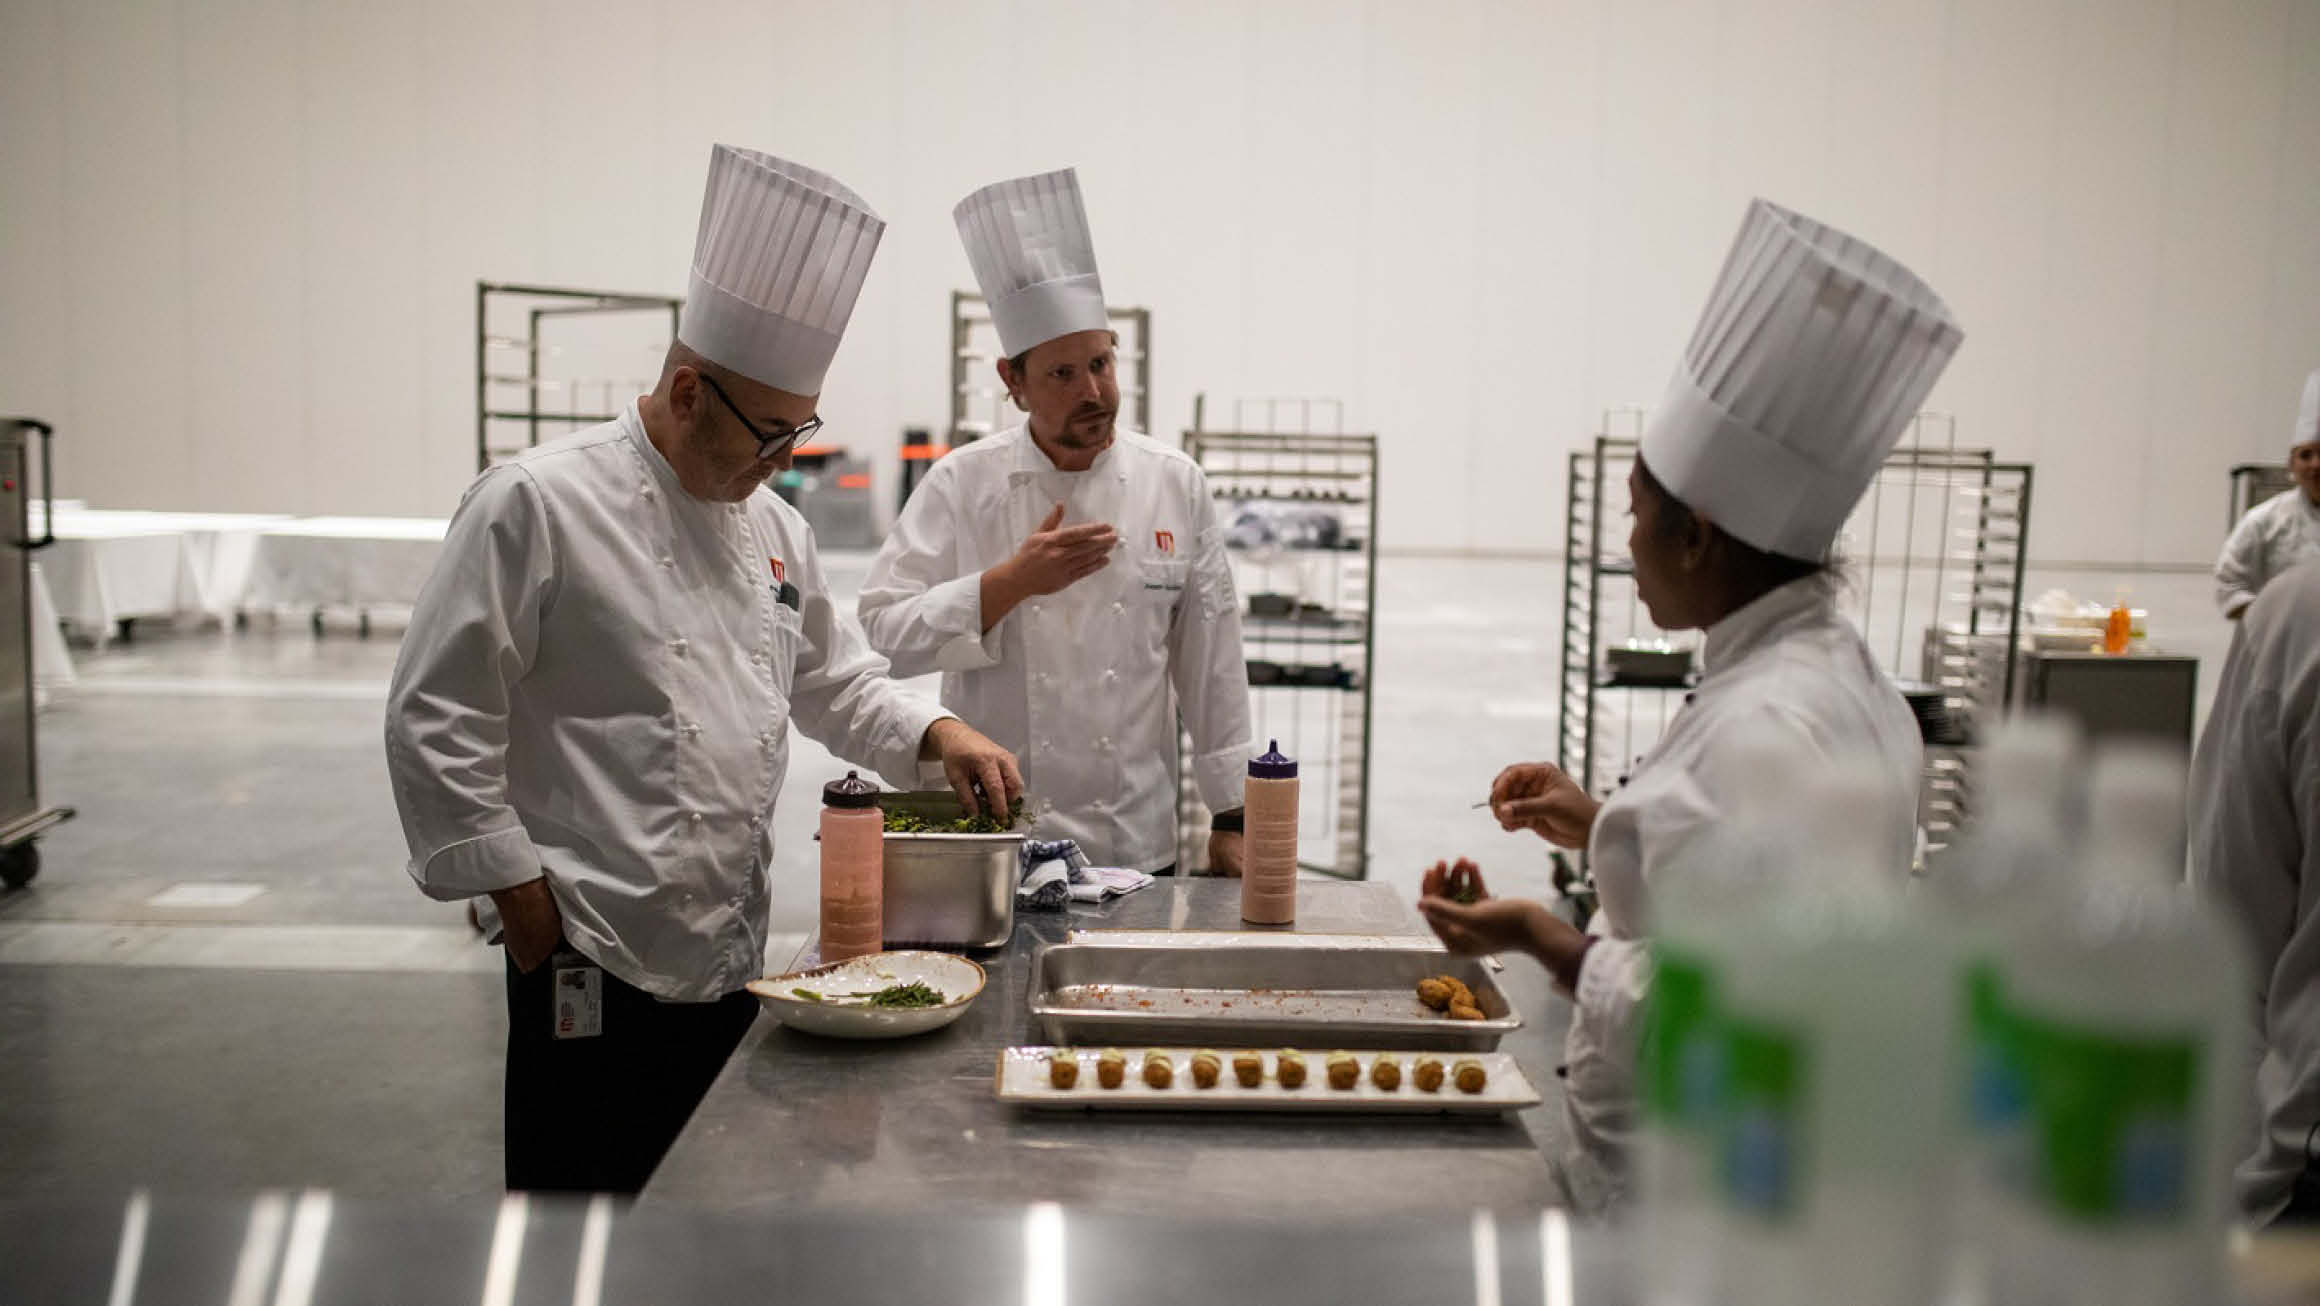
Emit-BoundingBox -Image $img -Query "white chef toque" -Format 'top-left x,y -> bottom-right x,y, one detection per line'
2295,368 -> 2320,446
953,167 -> 1107,359
676,145 -> 884,396
1641,198 -> 1964,560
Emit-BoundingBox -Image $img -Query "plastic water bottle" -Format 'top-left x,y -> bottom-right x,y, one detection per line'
1928,715 -> 2085,1297
1713,762 -> 1961,1306
1636,738 -> 1804,1306
1987,745 -> 2250,1306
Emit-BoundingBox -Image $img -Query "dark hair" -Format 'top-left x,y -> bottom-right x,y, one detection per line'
1635,458 -> 1827,592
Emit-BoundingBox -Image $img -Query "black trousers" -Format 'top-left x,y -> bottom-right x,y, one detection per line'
503,949 -> 758,1194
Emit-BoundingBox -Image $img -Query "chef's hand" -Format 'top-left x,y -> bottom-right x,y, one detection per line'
1416,859 -> 1595,988
922,717 -> 1024,817
1208,830 -> 1245,878
492,877 -> 564,974
1004,504 -> 1118,597
1488,762 -> 1602,849
1420,857 -> 1489,903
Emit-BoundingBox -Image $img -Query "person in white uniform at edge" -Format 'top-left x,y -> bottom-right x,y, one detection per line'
858,168 -> 1252,875
2191,558 -> 2320,1226
1413,198 -> 1961,1215
2214,368 -> 2320,620
385,146 -> 1020,1195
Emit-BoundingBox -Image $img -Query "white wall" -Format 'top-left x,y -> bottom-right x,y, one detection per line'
3,0 -> 2317,565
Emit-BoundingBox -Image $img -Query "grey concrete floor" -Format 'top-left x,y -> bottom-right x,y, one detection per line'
0,553 -> 2232,1199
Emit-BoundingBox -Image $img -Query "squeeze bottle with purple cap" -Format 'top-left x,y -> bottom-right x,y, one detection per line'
819,770 -> 884,962
1242,740 -> 1299,924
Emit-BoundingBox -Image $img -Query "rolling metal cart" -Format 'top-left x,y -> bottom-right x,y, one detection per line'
948,291 -> 1150,445
1178,396 -> 1378,879
2229,462 -> 2295,528
475,281 -> 683,473
1559,413 -> 2031,869
0,418 -> 76,888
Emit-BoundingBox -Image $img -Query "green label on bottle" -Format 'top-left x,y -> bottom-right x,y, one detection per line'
1717,1017 -> 1809,1220
2011,1008 -> 2201,1223
1966,960 -> 2027,1132
1640,944 -> 1718,1130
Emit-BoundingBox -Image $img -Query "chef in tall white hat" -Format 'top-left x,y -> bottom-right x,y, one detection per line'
859,168 -> 1253,875
1415,198 -> 1962,1212
386,145 -> 1020,1194
2214,369 -> 2320,619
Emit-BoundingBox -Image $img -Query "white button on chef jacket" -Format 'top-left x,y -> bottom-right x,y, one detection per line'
858,423 -> 1252,870
386,402 -> 945,1001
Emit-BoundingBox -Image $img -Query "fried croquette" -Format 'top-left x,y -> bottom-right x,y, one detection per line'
1413,1056 -> 1446,1092
1276,1050 -> 1308,1088
1370,1054 -> 1402,1091
1233,1051 -> 1265,1087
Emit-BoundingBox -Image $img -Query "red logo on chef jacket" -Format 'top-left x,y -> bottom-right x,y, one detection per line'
1154,530 -> 1175,554
768,557 -> 786,583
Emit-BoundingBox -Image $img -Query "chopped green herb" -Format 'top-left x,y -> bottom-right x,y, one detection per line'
866,981 -> 946,1009
883,797 -> 1026,835
792,987 -> 826,1002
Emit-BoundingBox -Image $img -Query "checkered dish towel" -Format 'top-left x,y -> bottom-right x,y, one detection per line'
1016,838 -> 1156,909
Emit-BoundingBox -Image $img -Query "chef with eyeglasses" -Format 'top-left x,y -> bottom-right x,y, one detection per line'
386,145 -> 1020,1194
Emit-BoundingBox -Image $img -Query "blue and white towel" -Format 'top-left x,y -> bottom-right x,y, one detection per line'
1017,838 -> 1156,909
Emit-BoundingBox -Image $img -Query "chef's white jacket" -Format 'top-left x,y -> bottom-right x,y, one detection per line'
1553,576 -> 1923,1214
2191,560 -> 2320,1224
858,424 -> 1251,871
2216,489 -> 2320,618
385,403 -> 946,1002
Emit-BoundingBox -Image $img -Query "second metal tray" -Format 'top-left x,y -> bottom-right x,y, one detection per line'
1028,931 -> 1520,1052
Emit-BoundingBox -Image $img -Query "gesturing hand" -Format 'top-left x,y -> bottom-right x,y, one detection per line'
1007,503 -> 1117,598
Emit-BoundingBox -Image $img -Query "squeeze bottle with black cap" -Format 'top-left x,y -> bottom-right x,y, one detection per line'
819,770 -> 884,962
1241,740 -> 1299,924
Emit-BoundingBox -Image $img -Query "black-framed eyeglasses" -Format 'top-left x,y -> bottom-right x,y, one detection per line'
700,372 -> 822,460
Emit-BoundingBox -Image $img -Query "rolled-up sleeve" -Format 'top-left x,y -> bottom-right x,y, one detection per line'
858,468 -> 1005,675
790,535 -> 949,789
1170,479 -> 1253,813
384,467 -> 554,900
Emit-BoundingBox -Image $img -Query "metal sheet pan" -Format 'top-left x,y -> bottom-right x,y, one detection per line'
1028,931 -> 1520,1051
994,1046 -> 1540,1114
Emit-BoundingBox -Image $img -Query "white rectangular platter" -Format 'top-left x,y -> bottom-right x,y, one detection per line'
994,1046 -> 1541,1115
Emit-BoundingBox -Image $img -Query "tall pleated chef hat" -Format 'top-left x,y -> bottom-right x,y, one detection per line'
1641,198 -> 1964,561
676,145 -> 884,396
953,167 -> 1107,359
2295,368 -> 2320,446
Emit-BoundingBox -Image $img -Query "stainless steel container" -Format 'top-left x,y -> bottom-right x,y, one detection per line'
878,790 -> 1024,951
1029,930 -> 1521,1051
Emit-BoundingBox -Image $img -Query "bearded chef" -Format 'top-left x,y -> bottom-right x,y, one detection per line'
1416,199 -> 1960,1214
385,146 -> 1020,1194
858,168 -> 1252,875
